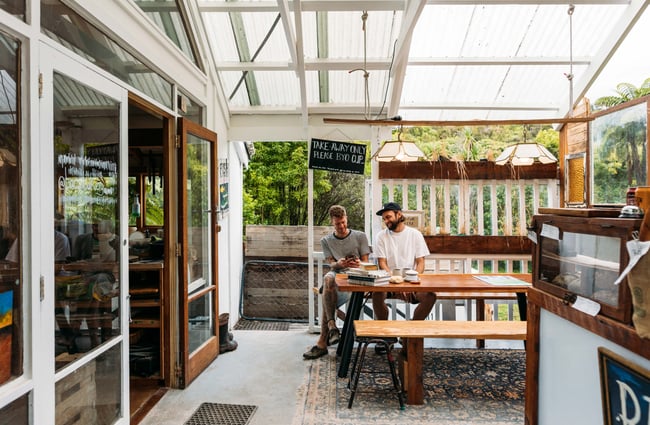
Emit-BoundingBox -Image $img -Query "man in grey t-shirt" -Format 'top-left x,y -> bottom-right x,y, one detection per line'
303,205 -> 370,360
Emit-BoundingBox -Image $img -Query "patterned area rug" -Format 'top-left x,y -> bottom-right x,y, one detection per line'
293,348 -> 525,425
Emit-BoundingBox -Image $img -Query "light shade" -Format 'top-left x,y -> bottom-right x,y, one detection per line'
495,142 -> 557,166
371,140 -> 426,162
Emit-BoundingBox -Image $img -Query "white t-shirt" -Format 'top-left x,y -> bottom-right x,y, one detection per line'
373,225 -> 429,270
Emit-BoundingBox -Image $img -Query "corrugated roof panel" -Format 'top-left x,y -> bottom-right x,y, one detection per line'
300,10 -> 399,60
399,66 -> 457,106
410,6 -> 473,57
320,69 -> 389,105
254,71 -> 300,106
203,10 -> 291,63
203,12 -> 240,62
197,1 -> 647,125
218,71 -> 251,107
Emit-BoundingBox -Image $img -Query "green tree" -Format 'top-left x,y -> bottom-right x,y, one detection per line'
243,142 -> 369,227
594,78 -> 650,109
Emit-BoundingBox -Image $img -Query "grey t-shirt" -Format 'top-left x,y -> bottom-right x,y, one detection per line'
320,229 -> 370,261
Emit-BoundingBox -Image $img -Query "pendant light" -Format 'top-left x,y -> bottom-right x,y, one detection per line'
495,126 -> 557,166
371,126 -> 426,162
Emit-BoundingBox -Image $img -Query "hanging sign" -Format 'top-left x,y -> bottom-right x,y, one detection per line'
308,138 -> 366,175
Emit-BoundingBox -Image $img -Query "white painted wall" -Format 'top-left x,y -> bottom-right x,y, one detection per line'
538,310 -> 650,425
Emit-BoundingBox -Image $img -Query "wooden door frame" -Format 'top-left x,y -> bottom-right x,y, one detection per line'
177,117 -> 219,388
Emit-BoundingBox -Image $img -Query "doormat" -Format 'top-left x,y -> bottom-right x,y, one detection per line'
234,319 -> 291,331
184,402 -> 257,425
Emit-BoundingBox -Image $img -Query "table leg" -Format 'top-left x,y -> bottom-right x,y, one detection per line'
405,337 -> 424,405
475,299 -> 486,348
516,292 -> 527,321
337,292 -> 364,378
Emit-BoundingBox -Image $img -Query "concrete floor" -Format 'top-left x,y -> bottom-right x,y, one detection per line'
139,315 -> 524,425
139,324 -> 316,425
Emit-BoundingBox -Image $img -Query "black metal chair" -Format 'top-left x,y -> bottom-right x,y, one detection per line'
347,335 -> 405,410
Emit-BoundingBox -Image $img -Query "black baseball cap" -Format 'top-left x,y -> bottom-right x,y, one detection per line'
376,202 -> 402,216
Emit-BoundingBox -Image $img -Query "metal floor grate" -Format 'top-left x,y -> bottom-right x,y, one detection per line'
184,403 -> 257,425
234,319 -> 290,331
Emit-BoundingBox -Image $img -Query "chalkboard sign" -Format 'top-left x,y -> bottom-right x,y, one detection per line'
308,138 -> 366,175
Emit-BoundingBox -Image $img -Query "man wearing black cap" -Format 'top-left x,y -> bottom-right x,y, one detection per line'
372,202 -> 436,328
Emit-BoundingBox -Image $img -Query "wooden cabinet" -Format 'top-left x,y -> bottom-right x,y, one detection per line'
129,261 -> 165,380
531,214 -> 641,323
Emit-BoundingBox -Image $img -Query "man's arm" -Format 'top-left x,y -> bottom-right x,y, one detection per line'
413,256 -> 425,274
377,257 -> 390,274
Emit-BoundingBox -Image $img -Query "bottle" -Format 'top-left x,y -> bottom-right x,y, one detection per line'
627,187 -> 637,205
131,194 -> 141,218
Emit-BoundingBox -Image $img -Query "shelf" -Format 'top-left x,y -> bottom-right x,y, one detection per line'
131,299 -> 160,308
533,214 -> 637,324
130,319 -> 160,328
540,251 -> 619,272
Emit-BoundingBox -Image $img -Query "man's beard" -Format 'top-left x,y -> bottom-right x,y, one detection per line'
387,221 -> 398,231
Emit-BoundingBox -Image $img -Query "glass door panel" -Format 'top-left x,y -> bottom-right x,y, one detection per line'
40,43 -> 129,424
53,72 -> 121,368
178,118 -> 218,387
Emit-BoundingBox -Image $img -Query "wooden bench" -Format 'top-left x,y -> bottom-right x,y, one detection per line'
353,319 -> 527,405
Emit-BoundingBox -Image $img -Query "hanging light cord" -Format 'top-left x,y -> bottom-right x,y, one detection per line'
350,11 -> 370,120
566,4 -> 575,117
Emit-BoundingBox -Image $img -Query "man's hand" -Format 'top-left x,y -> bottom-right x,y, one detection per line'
345,255 -> 360,268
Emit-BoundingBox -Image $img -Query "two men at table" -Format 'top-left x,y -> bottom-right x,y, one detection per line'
303,205 -> 371,360
372,202 -> 436,322
303,202 -> 436,360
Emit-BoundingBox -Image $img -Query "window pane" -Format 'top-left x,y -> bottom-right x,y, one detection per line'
189,292 -> 214,353
0,392 -> 29,424
590,102 -> 647,205
0,0 -> 25,21
0,29 -> 21,387
133,0 -> 199,67
41,0 -> 173,109
186,133 -> 211,289
55,344 -> 122,425
53,73 -> 121,369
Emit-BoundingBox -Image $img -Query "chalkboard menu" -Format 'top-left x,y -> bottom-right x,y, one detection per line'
308,138 -> 366,175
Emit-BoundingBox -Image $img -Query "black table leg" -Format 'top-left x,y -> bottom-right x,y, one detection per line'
337,292 -> 364,378
516,292 -> 527,321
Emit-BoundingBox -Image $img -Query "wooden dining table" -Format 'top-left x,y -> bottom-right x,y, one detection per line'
335,273 -> 531,378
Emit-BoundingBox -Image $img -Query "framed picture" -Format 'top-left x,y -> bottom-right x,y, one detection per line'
402,210 -> 425,231
0,289 -> 13,384
599,347 -> 650,425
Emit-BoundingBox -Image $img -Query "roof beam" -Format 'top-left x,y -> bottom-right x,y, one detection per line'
316,11 -> 329,103
292,0 -> 309,126
323,116 -> 593,127
216,56 -> 592,71
388,0 -> 428,117
277,0 -> 298,67
228,102 -> 560,114
198,0 -> 629,13
570,0 -> 649,111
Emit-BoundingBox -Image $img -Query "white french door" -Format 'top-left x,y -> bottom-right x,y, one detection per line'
35,42 -> 129,425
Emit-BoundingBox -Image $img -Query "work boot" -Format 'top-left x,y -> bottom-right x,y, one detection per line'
219,313 -> 238,354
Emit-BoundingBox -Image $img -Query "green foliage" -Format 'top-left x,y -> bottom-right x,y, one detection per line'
402,124 -> 558,162
243,141 -> 369,227
244,126 -> 560,229
593,78 -> 650,109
